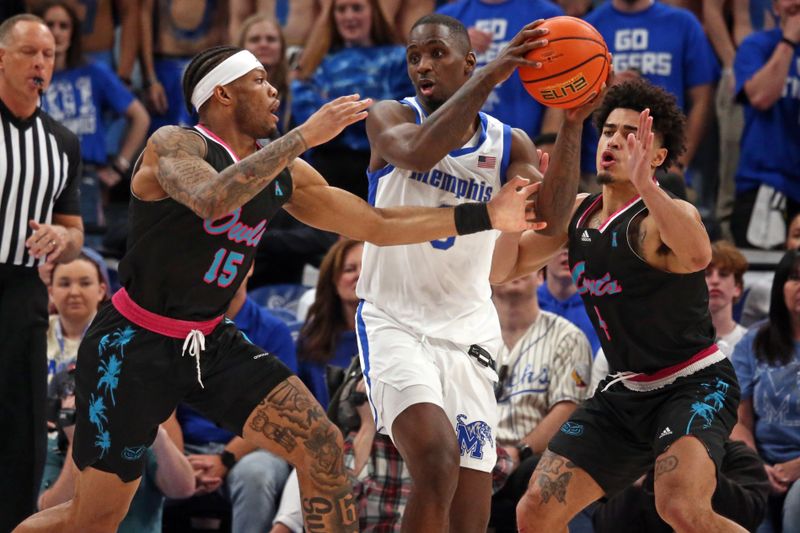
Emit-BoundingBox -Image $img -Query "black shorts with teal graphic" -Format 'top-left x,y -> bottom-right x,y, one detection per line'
72,302 -> 293,482
547,359 -> 740,496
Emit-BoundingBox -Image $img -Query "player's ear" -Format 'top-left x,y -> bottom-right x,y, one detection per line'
651,147 -> 668,169
465,50 -> 477,75
212,85 -> 233,107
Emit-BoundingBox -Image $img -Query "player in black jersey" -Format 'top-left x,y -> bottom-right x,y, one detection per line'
14,46 -> 543,533
492,79 -> 745,533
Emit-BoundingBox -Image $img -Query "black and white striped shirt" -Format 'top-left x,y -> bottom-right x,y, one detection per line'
0,97 -> 81,267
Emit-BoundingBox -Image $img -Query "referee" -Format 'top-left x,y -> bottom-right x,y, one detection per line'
0,15 -> 83,532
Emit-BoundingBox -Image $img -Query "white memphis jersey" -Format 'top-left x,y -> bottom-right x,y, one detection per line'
357,96 -> 512,346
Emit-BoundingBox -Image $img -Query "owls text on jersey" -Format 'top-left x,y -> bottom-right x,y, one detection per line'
356,96 -> 513,346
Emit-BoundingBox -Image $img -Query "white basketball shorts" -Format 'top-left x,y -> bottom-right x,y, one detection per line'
355,300 -> 499,472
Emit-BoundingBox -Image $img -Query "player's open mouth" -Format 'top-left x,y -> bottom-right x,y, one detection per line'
600,150 -> 616,169
418,80 -> 435,95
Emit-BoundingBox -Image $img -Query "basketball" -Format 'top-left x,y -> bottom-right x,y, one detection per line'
518,16 -> 611,109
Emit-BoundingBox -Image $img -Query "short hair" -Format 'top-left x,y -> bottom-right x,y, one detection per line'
593,79 -> 687,169
31,1 -> 83,69
182,45 -> 242,115
0,14 -> 46,46
709,240 -> 748,289
411,14 -> 471,54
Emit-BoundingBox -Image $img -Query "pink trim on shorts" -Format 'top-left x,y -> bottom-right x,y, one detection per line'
112,288 -> 223,338
628,345 -> 720,383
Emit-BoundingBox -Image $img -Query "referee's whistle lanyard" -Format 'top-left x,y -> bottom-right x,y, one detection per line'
49,318 -> 91,377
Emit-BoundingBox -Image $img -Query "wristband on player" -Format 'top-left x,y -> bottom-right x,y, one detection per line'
454,202 -> 493,235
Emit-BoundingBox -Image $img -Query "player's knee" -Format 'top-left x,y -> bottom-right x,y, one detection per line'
515,478 -> 569,531
405,438 -> 460,495
654,488 -> 710,531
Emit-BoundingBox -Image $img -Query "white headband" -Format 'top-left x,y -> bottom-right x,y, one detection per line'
190,50 -> 264,111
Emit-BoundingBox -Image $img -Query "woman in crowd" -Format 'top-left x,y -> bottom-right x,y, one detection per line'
44,251 -> 110,382
291,0 -> 411,199
297,238 -> 363,410
732,249 -> 800,533
237,13 -> 292,135
36,0 -> 149,231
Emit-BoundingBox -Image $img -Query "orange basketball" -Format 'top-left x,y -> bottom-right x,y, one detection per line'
518,16 -> 611,109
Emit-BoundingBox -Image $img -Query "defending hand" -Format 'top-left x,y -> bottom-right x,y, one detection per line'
488,177 -> 547,232
297,94 -> 372,148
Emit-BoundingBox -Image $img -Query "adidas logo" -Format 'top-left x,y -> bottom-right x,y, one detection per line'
658,427 -> 673,439
581,230 -> 591,243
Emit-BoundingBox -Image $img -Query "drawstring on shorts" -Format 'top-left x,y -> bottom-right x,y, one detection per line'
182,329 -> 206,388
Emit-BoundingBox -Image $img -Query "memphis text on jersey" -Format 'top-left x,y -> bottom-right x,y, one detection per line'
407,168 -> 494,201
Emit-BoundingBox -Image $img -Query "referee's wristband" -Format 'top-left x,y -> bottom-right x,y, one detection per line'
781,35 -> 798,49
454,202 -> 493,235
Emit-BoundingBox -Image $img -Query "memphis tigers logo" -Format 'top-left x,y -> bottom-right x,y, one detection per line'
455,414 -> 494,459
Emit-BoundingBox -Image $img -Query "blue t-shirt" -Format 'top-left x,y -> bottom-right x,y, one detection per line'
42,60 -> 134,165
291,45 -> 413,152
537,284 -> 601,356
731,328 -> 800,465
585,2 -> 718,108
179,297 -> 297,445
298,330 -> 359,410
734,29 -> 800,201
437,0 -> 563,139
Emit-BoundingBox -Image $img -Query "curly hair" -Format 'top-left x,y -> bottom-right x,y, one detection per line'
593,79 -> 686,169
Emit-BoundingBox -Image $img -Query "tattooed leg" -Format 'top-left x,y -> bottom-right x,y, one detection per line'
516,450 -> 603,533
242,377 -> 358,533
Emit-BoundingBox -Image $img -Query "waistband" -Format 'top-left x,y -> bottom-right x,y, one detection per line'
603,345 -> 725,393
112,288 -> 223,338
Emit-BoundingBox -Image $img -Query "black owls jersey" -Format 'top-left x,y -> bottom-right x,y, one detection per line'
567,193 -> 716,374
119,126 -> 293,321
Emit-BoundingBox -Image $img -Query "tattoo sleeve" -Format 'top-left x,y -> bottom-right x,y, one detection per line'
152,127 -> 308,219
535,121 -> 583,236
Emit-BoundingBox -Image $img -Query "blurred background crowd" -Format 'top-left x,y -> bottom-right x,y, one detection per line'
2,0 -> 799,532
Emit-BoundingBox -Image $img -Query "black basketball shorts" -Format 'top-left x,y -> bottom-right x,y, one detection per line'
547,359 -> 740,496
72,296 -> 293,482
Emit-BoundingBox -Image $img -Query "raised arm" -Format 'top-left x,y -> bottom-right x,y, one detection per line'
629,109 -> 711,273
134,95 -> 371,219
284,158 -> 543,245
535,86 -> 606,235
366,20 -> 549,172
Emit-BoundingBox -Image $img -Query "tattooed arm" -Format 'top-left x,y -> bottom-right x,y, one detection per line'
131,95 -> 371,219
366,20 -> 548,172
534,85 -> 607,236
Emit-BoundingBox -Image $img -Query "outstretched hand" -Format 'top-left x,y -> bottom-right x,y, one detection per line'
488,177 -> 547,232
626,108 -> 656,192
298,94 -> 372,148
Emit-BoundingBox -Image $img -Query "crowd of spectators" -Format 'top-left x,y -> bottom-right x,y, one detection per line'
3,0 -> 800,531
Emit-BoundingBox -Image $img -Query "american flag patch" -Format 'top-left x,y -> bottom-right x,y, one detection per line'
477,155 -> 496,169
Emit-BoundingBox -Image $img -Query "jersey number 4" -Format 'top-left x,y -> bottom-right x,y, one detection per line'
204,248 -> 244,288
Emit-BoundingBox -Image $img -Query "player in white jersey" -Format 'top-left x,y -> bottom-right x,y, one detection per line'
355,14 -> 598,533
